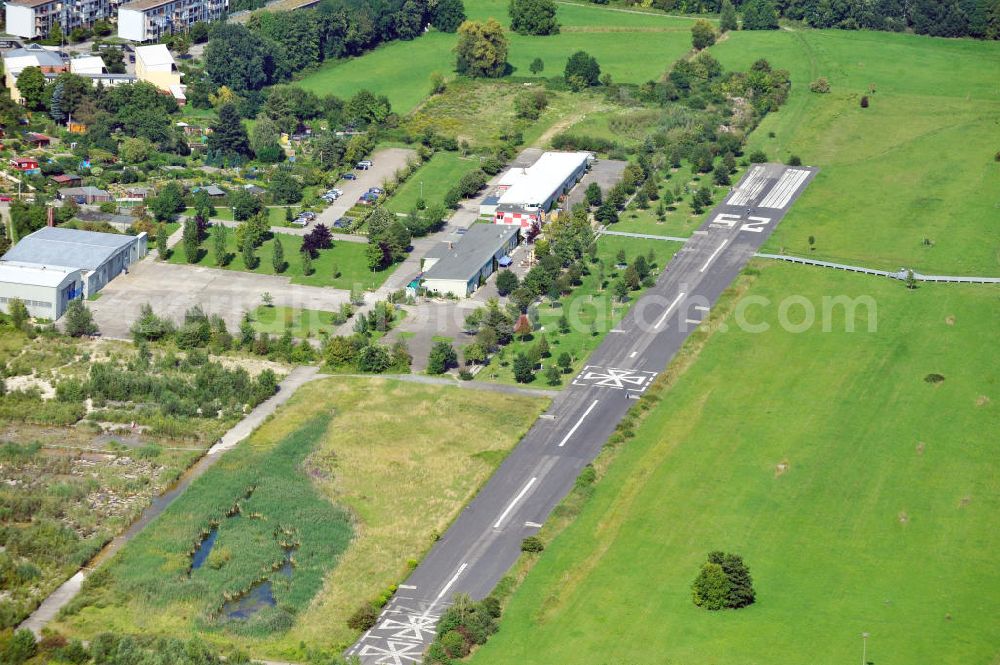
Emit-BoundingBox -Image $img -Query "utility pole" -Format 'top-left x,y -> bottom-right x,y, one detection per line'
861,632 -> 870,665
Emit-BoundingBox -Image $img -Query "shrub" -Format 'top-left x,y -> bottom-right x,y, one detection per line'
787,154 -> 802,166
520,535 -> 544,552
924,373 -> 945,383
860,95 -> 870,108
809,77 -> 830,93
748,150 -> 768,164
346,603 -> 378,631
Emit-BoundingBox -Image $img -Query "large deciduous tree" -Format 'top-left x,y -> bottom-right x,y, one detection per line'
432,0 -> 466,32
564,51 -> 600,90
204,23 -> 281,92
741,0 -> 779,29
509,0 -> 559,35
691,19 -> 717,49
16,67 -> 47,111
454,19 -> 509,78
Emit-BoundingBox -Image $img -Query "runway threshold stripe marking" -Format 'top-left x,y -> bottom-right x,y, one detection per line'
655,292 -> 686,329
760,169 -> 809,209
557,399 -> 600,448
700,240 -> 729,273
436,562 -> 468,600
493,478 -> 538,528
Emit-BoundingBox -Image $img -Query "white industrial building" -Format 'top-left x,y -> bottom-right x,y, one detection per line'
480,151 -> 592,232
0,227 -> 147,319
421,225 -> 520,298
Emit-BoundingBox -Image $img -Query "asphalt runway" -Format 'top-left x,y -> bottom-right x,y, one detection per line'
349,164 -> 818,664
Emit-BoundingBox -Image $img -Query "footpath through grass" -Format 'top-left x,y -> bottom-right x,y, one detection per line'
167,231 -> 394,291
57,377 -> 549,659
711,29 -> 1000,275
471,262 -> 1000,665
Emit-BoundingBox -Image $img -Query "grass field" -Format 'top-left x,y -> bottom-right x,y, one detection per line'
250,306 -> 337,336
57,377 -> 549,659
471,261 -> 1000,665
386,152 -> 480,212
296,0 -> 699,115
476,236 -> 682,386
167,230 -> 395,291
711,30 -> 1000,275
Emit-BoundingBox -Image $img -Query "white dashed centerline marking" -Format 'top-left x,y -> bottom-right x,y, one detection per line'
436,563 -> 468,600
695,305 -> 710,312
655,292 -> 686,329
493,478 -> 538,529
700,240 -> 729,273
686,318 -> 701,325
558,399 -> 600,447
629,351 -> 638,358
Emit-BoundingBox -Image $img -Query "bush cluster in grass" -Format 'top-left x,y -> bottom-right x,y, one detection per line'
424,594 -> 502,664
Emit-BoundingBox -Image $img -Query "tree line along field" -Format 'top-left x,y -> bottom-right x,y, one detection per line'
54,377 -> 549,659
470,262 -> 1000,665
710,29 -> 1000,275
295,0 -> 702,115
167,229 -> 395,291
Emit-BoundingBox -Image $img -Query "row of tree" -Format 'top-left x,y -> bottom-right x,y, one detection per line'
203,0 -> 468,95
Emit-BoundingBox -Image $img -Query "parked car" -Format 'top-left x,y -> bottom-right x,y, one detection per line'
368,187 -> 384,195
292,218 -> 308,227
356,160 -> 373,170
333,218 -> 350,228
342,173 -> 357,180
332,188 -> 343,196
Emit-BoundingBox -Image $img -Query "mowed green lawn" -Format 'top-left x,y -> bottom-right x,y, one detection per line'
295,0 -> 698,114
386,152 -> 480,212
167,230 -> 395,291
472,262 -> 1000,665
711,30 -> 1000,275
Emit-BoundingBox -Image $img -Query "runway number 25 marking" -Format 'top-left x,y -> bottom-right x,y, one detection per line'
711,213 -> 772,233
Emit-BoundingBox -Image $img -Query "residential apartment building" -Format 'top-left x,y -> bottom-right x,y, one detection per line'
118,0 -> 227,42
5,0 -> 124,39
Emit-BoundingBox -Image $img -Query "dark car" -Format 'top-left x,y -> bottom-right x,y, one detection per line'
342,173 -> 357,180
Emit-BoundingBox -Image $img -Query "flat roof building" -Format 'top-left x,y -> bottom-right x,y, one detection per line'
132,44 -> 186,102
0,226 -> 147,318
481,151 -> 592,231
421,225 -> 520,298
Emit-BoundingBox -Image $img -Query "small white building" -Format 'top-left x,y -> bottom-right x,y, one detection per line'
0,227 -> 147,319
70,55 -> 107,75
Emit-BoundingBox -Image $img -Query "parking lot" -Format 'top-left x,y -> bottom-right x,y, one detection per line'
565,158 -> 628,209
314,147 -> 417,228
89,260 -> 350,339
